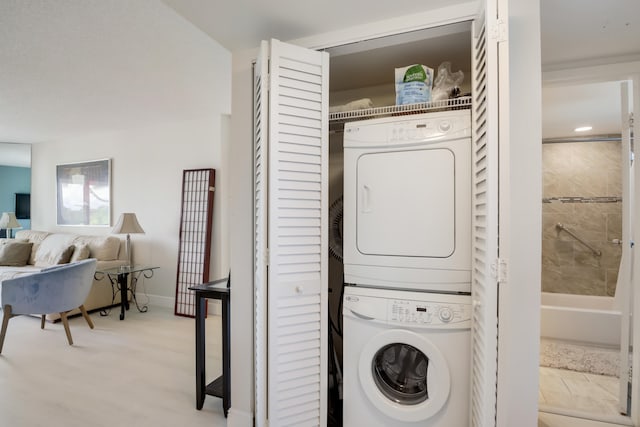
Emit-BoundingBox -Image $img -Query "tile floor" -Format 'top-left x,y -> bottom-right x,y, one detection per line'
539,366 -> 621,416
538,365 -> 635,426
539,412 -> 631,427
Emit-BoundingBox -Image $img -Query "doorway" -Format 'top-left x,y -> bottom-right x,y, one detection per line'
538,79 -> 634,423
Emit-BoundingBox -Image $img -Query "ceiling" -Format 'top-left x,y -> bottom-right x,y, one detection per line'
0,0 -> 230,146
0,142 -> 31,168
542,81 -> 624,139
540,0 -> 640,139
161,0 -> 471,53
1,0 -> 639,157
540,0 -> 640,68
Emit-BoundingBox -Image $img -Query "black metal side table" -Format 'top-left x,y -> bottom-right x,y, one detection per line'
189,278 -> 231,417
95,265 -> 159,320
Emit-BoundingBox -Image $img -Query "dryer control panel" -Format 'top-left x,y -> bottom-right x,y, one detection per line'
387,117 -> 463,143
389,298 -> 471,327
343,110 -> 471,147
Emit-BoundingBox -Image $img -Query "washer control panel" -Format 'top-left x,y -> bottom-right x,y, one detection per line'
389,298 -> 471,326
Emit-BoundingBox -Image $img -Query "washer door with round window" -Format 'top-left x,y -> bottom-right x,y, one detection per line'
358,329 -> 450,422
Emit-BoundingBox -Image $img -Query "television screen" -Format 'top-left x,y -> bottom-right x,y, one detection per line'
15,193 -> 30,220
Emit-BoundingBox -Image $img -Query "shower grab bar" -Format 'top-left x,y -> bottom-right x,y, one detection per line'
555,223 -> 602,257
543,196 -> 622,204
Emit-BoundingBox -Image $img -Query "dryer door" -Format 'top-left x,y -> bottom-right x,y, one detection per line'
358,329 -> 451,422
356,148 -> 455,258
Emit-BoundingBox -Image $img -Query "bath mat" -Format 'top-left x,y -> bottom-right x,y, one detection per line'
539,338 -> 621,377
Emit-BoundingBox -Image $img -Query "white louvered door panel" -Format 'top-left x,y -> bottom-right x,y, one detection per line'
268,39 -> 328,427
471,2 -> 500,426
254,38 -> 329,427
254,40 -> 269,427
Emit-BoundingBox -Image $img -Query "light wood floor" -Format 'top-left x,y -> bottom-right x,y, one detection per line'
4,304 -> 631,427
0,305 -> 226,426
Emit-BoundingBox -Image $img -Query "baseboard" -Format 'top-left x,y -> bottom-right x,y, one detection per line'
207,299 -> 222,315
145,294 -> 174,309
144,294 -> 222,315
226,408 -> 254,427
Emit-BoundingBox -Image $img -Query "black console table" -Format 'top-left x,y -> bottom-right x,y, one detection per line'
189,278 -> 231,417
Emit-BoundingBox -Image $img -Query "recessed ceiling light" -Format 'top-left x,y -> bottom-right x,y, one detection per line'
574,126 -> 592,132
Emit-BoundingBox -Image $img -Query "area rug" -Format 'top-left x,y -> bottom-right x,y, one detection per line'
539,338 -> 622,377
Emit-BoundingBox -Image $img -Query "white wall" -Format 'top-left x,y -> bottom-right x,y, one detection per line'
31,115 -> 230,302
496,0 -> 542,425
28,0 -> 233,304
228,46 -> 257,427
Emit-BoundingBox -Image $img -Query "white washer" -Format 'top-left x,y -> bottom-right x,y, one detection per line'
343,110 -> 471,293
343,286 -> 471,427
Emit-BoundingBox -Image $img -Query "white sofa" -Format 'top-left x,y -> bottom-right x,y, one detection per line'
0,230 -> 128,321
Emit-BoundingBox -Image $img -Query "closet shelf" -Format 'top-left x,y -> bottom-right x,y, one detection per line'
329,96 -> 472,124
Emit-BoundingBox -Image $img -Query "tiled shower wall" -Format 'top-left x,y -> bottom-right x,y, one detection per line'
542,141 -> 622,296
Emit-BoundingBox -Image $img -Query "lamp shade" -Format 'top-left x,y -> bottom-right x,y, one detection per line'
0,212 -> 21,229
112,213 -> 145,234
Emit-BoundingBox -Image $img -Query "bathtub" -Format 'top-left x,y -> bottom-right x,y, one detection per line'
540,292 -> 622,347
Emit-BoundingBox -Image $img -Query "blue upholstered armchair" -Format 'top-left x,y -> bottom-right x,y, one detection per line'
0,258 -> 97,353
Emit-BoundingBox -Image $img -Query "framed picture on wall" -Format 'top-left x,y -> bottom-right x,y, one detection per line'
56,159 -> 111,226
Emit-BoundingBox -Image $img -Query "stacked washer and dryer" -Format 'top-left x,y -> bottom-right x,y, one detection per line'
341,109 -> 472,426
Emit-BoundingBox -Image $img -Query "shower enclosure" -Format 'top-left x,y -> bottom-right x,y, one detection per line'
539,136 -> 633,419
541,140 -> 622,301
541,138 -> 624,350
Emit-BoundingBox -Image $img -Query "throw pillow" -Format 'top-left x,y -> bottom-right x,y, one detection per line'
74,236 -> 121,261
70,244 -> 91,263
34,234 -> 76,267
0,241 -> 33,266
0,238 -> 28,245
28,242 -> 40,265
34,244 -> 75,267
55,245 -> 75,265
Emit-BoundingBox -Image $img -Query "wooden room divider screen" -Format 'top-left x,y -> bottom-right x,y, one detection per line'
174,168 -> 215,317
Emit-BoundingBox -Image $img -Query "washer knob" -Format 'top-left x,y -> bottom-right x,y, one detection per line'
439,307 -> 453,322
439,121 -> 451,132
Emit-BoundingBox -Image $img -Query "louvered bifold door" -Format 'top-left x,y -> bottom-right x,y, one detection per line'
470,3 -> 500,426
254,40 -> 269,427
175,168 -> 215,317
256,38 -> 329,427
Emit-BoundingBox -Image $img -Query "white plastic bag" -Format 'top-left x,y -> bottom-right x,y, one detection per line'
431,62 -> 464,101
395,64 -> 434,105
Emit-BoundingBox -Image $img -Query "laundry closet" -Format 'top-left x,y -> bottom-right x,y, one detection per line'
253,8 -> 505,426
326,22 -> 473,427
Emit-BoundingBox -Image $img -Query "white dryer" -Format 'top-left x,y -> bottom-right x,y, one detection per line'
342,286 -> 471,427
343,110 -> 471,293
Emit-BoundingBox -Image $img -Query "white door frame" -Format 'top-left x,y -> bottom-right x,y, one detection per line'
542,64 -> 640,426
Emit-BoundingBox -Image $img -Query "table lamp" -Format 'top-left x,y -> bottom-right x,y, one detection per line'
112,212 -> 145,267
0,212 -> 22,238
